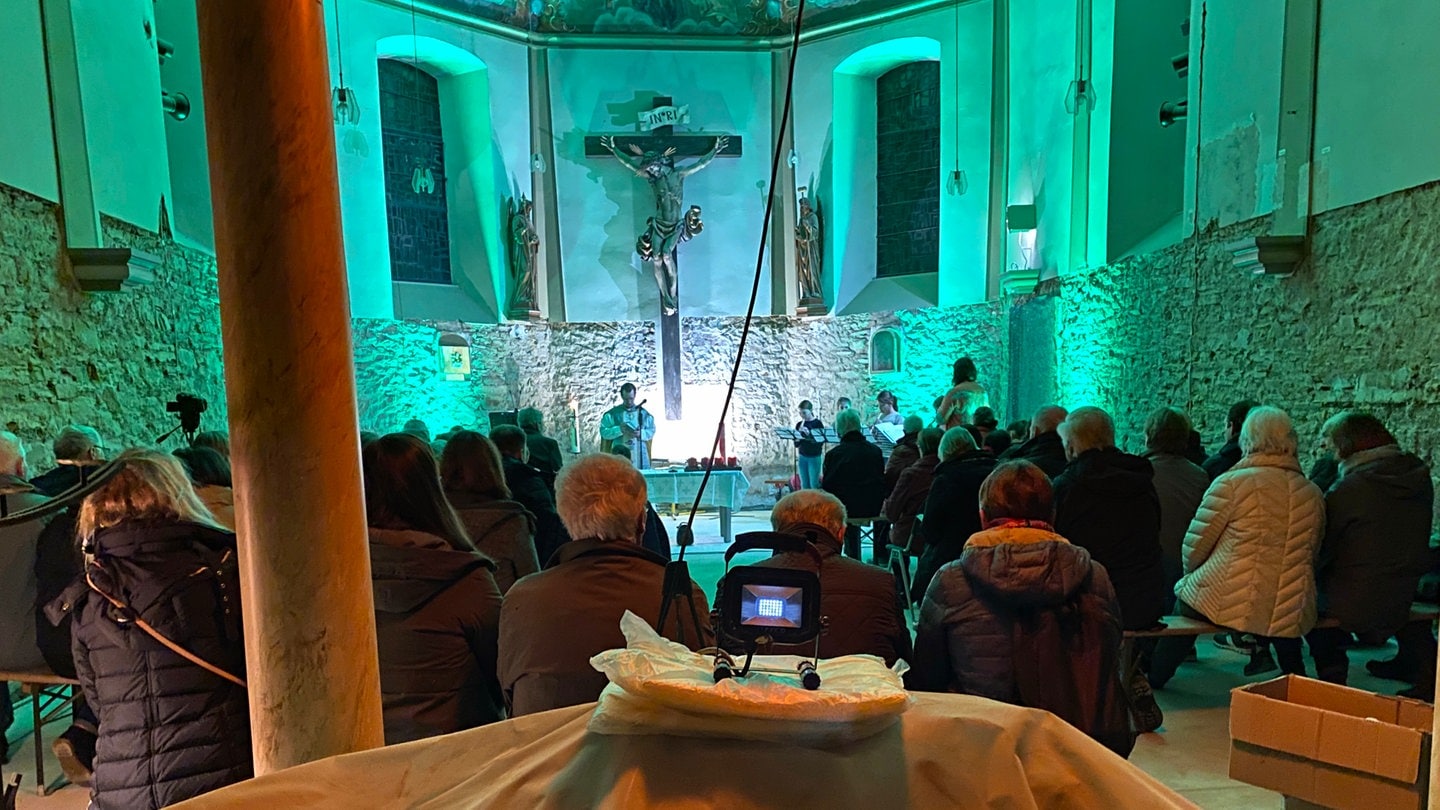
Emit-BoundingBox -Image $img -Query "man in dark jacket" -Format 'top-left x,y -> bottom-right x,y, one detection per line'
997,405 -> 1069,479
1053,407 -> 1167,632
909,460 -> 1132,758
884,428 -> 944,555
822,408 -> 885,561
498,454 -> 711,716
491,424 -> 569,564
0,432 -> 47,765
1307,412 -> 1436,695
1201,400 -> 1258,480
754,490 -> 913,666
518,407 -> 564,488
912,427 -> 997,600
29,425 -> 105,496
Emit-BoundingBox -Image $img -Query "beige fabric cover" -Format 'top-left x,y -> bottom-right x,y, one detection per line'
1174,452 -> 1325,637
174,693 -> 1194,809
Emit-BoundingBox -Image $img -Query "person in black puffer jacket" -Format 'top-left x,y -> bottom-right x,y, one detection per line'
365,433 -> 505,744
912,427 -> 997,601
61,449 -> 250,810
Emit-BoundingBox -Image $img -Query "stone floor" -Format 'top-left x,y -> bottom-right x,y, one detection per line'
4,508 -> 1422,808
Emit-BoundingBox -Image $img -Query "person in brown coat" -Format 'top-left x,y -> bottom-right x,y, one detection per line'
498,454 -> 711,716
883,427 -> 944,555
440,431 -> 541,593
754,490 -> 913,667
882,415 -> 925,498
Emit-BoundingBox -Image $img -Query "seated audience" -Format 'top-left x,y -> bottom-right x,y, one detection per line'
982,429 -> 1012,456
490,424 -> 569,565
909,461 -> 1132,758
998,405 -> 1069,478
912,427 -> 997,599
971,406 -> 999,441
884,427 -> 944,556
822,408 -> 886,561
439,430 -> 541,592
30,425 -> 104,496
1054,407 -> 1167,633
1309,412 -> 1435,697
363,433 -> 504,743
66,450 -> 251,809
608,444 -> 672,560
0,432 -> 48,764
190,431 -> 231,458
883,414 -> 925,497
1006,420 -> 1029,443
402,419 -> 432,443
1149,406 -> 1325,686
1201,399 -> 1258,480
1143,407 -> 1209,601
753,491 -> 912,665
499,454 -> 710,716
518,407 -> 564,486
173,446 -> 236,530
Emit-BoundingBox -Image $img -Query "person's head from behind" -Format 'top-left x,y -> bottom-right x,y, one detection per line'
54,425 -> 103,463
1058,406 -> 1115,460
876,390 -> 898,416
1226,399 -> 1260,441
517,407 -> 545,435
798,399 -> 814,420
834,408 -> 862,438
79,449 -> 221,542
1029,405 -> 1067,439
0,431 -> 27,478
770,489 -> 847,547
984,430 -> 1012,455
978,460 -> 1055,526
932,396 -> 945,417
1144,407 -> 1192,456
362,433 -> 473,551
556,453 -> 648,542
172,446 -> 232,488
952,357 -> 978,386
360,430 -> 381,448
619,383 -> 637,408
490,424 -> 529,462
402,419 -> 431,443
439,430 -> 511,500
1321,411 -> 1397,461
610,444 -> 632,461
972,406 -> 998,432
938,425 -> 978,462
1239,406 -> 1298,459
190,431 -> 230,458
902,414 -> 924,438
918,427 -> 944,458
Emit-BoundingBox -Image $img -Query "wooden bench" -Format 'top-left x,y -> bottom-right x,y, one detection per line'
1,669 -> 80,796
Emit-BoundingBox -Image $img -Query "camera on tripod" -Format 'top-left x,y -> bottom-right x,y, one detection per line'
165,393 -> 208,437
711,530 -> 825,689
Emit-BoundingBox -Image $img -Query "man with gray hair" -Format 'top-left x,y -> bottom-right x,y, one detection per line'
30,424 -> 104,496
498,454 -> 710,717
752,490 -> 912,666
912,426 -> 998,599
0,431 -> 49,763
1054,406 -> 1167,634
998,405 -> 1069,478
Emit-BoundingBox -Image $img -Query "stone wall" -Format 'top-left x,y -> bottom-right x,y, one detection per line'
0,183 -> 227,468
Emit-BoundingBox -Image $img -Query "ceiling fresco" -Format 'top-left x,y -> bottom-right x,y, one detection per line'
427,0 -> 909,37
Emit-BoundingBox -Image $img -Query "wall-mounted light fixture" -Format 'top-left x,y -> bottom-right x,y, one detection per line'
1159,99 -> 1188,128
161,90 -> 190,121
1064,79 -> 1097,115
1005,203 -> 1037,231
531,152 -> 547,174
1171,52 -> 1189,79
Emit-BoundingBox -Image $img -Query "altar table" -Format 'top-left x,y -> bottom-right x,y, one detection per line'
641,469 -> 750,542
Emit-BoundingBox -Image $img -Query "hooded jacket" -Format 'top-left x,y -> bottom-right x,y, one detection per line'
998,430 -> 1068,479
369,528 -> 505,744
445,490 -> 540,594
884,453 -> 941,554
913,451 -> 997,600
1054,448 -> 1167,631
1175,453 -> 1325,637
1318,446 -> 1434,635
67,521 -> 251,810
909,525 -> 1126,751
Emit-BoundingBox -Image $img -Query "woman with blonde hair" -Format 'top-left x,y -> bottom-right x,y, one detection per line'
65,448 -> 250,810
440,430 -> 541,591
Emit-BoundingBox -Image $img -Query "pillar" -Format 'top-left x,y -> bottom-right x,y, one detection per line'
770,48 -> 799,316
529,47 -> 566,321
194,0 -> 385,774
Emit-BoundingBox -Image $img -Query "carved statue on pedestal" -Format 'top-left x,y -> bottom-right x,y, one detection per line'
506,195 -> 541,321
795,187 -> 826,316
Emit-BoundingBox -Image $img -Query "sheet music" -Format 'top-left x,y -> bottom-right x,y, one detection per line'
873,422 -> 906,445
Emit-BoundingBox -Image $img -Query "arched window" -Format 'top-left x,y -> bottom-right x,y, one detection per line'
378,59 -> 451,285
869,328 -> 903,374
876,61 -> 941,278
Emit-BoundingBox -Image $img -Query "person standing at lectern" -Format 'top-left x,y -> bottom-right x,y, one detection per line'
600,383 -> 657,469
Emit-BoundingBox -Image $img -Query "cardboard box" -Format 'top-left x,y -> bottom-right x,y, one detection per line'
1230,675 -> 1433,810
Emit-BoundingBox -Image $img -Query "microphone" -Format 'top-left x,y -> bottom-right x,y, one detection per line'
635,399 -> 648,408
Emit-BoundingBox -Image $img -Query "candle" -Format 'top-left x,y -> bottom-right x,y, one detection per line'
568,399 -> 580,454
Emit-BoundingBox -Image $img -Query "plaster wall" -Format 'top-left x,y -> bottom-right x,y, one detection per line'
154,0 -> 214,252
547,48 -> 772,322
0,0 -> 59,202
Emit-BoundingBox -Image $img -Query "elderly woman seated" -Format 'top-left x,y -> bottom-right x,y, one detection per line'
1148,406 -> 1326,686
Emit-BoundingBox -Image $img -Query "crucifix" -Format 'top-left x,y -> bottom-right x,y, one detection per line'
585,96 -> 742,419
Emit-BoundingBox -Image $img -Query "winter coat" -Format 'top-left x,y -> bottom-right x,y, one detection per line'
909,525 -> 1125,749
1053,448 -> 1168,630
998,431 -> 1068,479
369,528 -> 505,744
822,432 -> 886,520
753,535 -> 914,666
1202,439 -> 1242,481
884,454 -> 941,554
1175,453 -> 1325,637
1146,451 -> 1209,590
446,490 -> 540,594
913,451 -> 997,599
0,475 -> 47,670
524,430 -> 564,481
498,539 -> 711,717
1318,446 -> 1434,635
502,456 -> 569,565
883,435 -> 921,498
66,521 -> 251,810
29,464 -> 82,497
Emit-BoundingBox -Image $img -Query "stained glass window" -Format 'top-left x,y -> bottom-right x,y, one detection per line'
876,61 -> 941,279
378,59 -> 452,285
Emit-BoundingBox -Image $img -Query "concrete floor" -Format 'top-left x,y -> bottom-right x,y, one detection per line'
4,508 -> 1422,808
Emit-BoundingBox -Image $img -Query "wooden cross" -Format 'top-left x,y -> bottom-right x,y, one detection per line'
585,96 -> 742,420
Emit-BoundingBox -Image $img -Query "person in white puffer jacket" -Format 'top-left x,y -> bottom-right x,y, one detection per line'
1148,406 -> 1325,687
